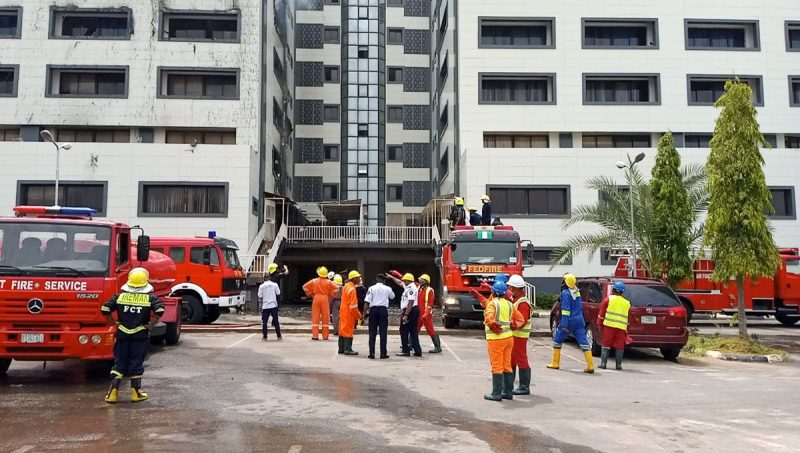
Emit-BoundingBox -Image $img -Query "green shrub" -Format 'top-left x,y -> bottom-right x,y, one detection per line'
535,293 -> 559,310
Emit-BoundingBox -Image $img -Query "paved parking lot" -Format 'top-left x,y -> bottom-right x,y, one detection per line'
1,331 -> 799,453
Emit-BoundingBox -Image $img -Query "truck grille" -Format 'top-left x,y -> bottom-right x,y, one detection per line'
0,300 -> 99,318
222,278 -> 245,293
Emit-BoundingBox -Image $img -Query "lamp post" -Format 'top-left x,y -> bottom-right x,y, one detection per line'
615,152 -> 646,278
39,130 -> 72,208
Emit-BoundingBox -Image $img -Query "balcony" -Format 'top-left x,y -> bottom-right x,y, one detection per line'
286,226 -> 434,246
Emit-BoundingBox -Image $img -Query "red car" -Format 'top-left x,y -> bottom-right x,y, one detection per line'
549,277 -> 689,360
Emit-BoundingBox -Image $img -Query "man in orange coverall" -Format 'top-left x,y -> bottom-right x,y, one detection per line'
483,280 -> 524,402
338,270 -> 363,356
303,266 -> 339,340
416,274 -> 442,354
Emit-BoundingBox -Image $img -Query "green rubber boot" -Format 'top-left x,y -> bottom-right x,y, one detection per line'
483,374 -> 503,401
599,347 -> 610,369
344,338 -> 359,356
429,335 -> 442,353
512,368 -> 531,395
615,349 -> 624,371
338,337 -> 345,354
501,372 -> 514,400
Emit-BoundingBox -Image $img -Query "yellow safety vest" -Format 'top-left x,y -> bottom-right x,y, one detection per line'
485,298 -> 513,340
603,295 -> 631,331
512,297 -> 532,339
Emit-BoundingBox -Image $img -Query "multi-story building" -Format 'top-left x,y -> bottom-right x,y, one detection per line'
0,0 -> 295,253
433,0 -> 800,287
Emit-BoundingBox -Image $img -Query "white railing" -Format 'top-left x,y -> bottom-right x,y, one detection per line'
240,254 -> 269,276
525,282 -> 537,308
286,226 -> 433,244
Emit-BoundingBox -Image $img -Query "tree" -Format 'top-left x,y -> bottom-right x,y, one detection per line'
650,131 -> 694,286
704,80 -> 780,339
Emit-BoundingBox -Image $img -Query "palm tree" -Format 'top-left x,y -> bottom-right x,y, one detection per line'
549,163 -> 708,276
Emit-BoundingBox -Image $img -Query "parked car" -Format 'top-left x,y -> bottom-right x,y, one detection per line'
549,277 -> 689,360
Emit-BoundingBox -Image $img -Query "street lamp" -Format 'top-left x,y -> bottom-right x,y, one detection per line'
39,130 -> 72,208
615,152 -> 646,278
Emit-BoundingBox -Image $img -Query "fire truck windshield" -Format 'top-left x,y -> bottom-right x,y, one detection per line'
450,241 -> 518,264
222,248 -> 241,269
0,222 -> 111,277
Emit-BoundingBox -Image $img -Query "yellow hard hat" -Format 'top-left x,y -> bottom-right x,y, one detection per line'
127,267 -> 149,288
348,270 -> 362,280
468,206 -> 477,212
563,273 -> 577,289
317,266 -> 329,277
402,273 -> 415,282
455,197 -> 464,206
268,263 -> 278,274
333,274 -> 343,285
418,274 -> 431,283
481,194 -> 491,202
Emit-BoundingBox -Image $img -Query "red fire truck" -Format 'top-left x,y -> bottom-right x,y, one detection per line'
0,206 -> 182,375
613,249 -> 800,326
436,225 -> 533,328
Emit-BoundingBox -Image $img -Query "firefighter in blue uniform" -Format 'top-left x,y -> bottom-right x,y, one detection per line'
101,267 -> 165,403
546,273 -> 595,374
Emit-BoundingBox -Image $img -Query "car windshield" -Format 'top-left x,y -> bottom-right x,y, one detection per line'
0,221 -> 111,277
623,284 -> 681,307
222,247 -> 241,268
450,241 -> 518,264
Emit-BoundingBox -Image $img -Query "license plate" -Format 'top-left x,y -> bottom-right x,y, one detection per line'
641,316 -> 657,325
21,333 -> 45,344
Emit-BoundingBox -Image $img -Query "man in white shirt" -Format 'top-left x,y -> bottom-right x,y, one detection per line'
387,272 -> 422,357
364,274 -> 395,359
258,274 -> 282,341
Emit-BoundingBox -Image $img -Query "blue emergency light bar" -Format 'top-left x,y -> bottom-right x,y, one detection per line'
208,230 -> 217,238
13,206 -> 97,217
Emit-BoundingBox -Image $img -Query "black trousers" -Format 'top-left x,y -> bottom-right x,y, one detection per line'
262,307 -> 281,338
112,335 -> 149,377
368,306 -> 388,357
399,306 -> 422,354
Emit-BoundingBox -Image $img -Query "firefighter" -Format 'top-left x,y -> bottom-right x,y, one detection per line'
303,266 -> 339,341
449,197 -> 467,227
483,281 -> 524,401
468,207 -> 482,226
338,271 -> 363,356
547,273 -> 594,374
480,195 -> 493,226
597,281 -> 631,370
101,267 -> 164,403
266,263 -> 289,310
507,274 -> 533,395
331,274 -> 343,336
417,274 -> 442,353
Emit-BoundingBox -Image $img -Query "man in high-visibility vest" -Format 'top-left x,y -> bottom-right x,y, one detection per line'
507,274 -> 533,395
483,281 -> 524,401
416,274 -> 442,353
547,273 -> 595,374
597,281 -> 632,370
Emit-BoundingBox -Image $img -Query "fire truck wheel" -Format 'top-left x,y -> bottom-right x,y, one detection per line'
0,358 -> 11,375
443,316 -> 460,329
181,294 -> 205,324
202,306 -> 221,324
775,313 -> 800,326
679,298 -> 694,324
165,322 -> 181,345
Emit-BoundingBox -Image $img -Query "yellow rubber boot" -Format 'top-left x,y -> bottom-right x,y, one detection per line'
104,388 -> 118,404
546,349 -> 561,369
583,350 -> 595,374
130,377 -> 149,402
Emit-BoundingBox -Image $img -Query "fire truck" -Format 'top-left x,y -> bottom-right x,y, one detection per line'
435,225 -> 534,328
148,234 -> 246,324
0,206 -> 182,375
613,248 -> 800,326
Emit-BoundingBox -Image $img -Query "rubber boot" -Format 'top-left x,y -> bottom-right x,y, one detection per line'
615,349 -> 624,371
583,350 -> 595,374
546,348 -> 561,369
512,368 -> 531,395
104,377 -> 121,404
130,378 -> 149,402
501,372 -> 514,400
344,338 -> 358,356
429,335 -> 442,353
338,337 -> 345,354
483,374 -> 503,401
599,348 -> 610,369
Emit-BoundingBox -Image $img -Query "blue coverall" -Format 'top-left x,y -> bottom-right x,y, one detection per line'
552,287 -> 591,351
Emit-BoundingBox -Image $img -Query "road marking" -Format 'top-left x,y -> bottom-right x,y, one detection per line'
226,333 -> 256,349
441,340 -> 463,363
560,350 -> 585,364
12,446 -> 35,453
549,448 -> 563,453
514,397 -> 531,403
288,445 -> 302,453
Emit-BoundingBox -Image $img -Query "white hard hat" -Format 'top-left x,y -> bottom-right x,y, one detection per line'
507,274 -> 526,288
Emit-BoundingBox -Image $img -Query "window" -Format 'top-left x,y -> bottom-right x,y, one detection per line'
387,185 -> 403,202
584,74 -> 660,104
190,247 -> 219,265
479,17 -> 554,48
788,22 -> 800,51
769,187 -> 795,219
688,75 -> 763,106
387,145 -> 403,162
685,20 -> 759,50
437,7 -> 448,49
357,45 -> 368,58
357,164 -> 368,176
323,145 -> 339,161
439,54 -> 448,85
165,129 -> 236,144
324,26 -> 339,44
684,134 -> 712,148
388,28 -> 403,44
159,68 -> 239,99
582,134 -> 651,148
169,247 -> 186,263
388,0 -> 404,6
532,248 -> 571,265
18,181 -> 107,215
790,76 -> 800,106
324,65 -> 340,83
583,19 -> 658,48
140,183 -> 228,216
0,8 -> 21,38
786,135 -> 800,149
50,8 -> 131,39
388,67 -> 404,83
272,97 -> 284,129
48,66 -> 127,98
439,147 -> 449,179
488,186 -> 570,217
0,65 -> 18,96
160,11 -> 239,42
387,106 -> 404,123
599,248 -> 618,266
323,104 -> 340,122
598,186 -> 630,204
357,124 -> 369,137
0,128 -> 20,141
479,73 -> 555,104
57,129 -> 130,143
483,134 -> 549,148
322,184 -> 339,201
439,103 -> 449,135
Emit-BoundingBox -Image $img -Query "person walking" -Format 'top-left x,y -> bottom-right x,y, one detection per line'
483,281 -> 523,401
507,275 -> 532,395
338,271 -> 363,356
480,195 -> 493,226
101,267 -> 164,403
303,266 -> 339,341
258,273 -> 282,341
547,273 -> 595,374
597,281 -> 631,370
387,272 -> 422,357
331,274 -> 343,336
417,274 -> 442,354
364,274 -> 395,359
468,207 -> 482,226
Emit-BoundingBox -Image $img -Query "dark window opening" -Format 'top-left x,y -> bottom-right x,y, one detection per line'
56,129 -> 129,143
324,65 -> 340,83
584,21 -> 655,47
684,134 -> 713,148
322,184 -> 339,201
0,67 -> 16,95
480,75 -> 553,104
141,184 -> 227,216
323,105 -> 340,122
162,13 -> 239,41
55,12 -> 130,38
190,247 -> 219,265
0,9 -> 20,38
18,182 -> 106,215
488,186 -> 569,216
584,76 -> 658,104
388,28 -> 403,44
483,134 -> 549,148
162,70 -> 238,99
323,145 -> 339,161
52,69 -> 127,97
582,134 -> 651,148
169,247 -> 186,263
686,23 -> 757,49
165,129 -> 236,144
324,26 -> 339,44
357,124 -> 369,137
769,188 -> 795,218
387,106 -> 403,123
357,45 -> 368,58
480,18 -> 552,48
688,76 -> 762,105
388,67 -> 404,83
786,135 -> 800,149
387,145 -> 403,162
387,185 -> 403,201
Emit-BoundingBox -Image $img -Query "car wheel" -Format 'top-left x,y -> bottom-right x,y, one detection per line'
181,294 -> 205,324
587,325 -> 602,357
660,346 -> 682,361
443,316 -> 459,329
775,312 -> 800,326
0,358 -> 11,375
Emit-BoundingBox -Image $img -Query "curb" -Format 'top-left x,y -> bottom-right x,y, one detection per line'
182,325 -> 552,338
705,350 -> 785,363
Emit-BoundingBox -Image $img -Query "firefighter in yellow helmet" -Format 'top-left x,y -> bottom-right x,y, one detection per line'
265,262 -> 289,309
449,197 -> 467,227
547,273 -> 594,374
303,266 -> 339,340
386,272 -> 422,356
417,274 -> 442,353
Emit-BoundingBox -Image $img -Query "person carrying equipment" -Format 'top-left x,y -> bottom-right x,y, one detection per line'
483,281 -> 524,401
417,274 -> 441,353
547,273 -> 594,374
597,281 -> 632,370
303,266 -> 339,341
338,271 -> 363,356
